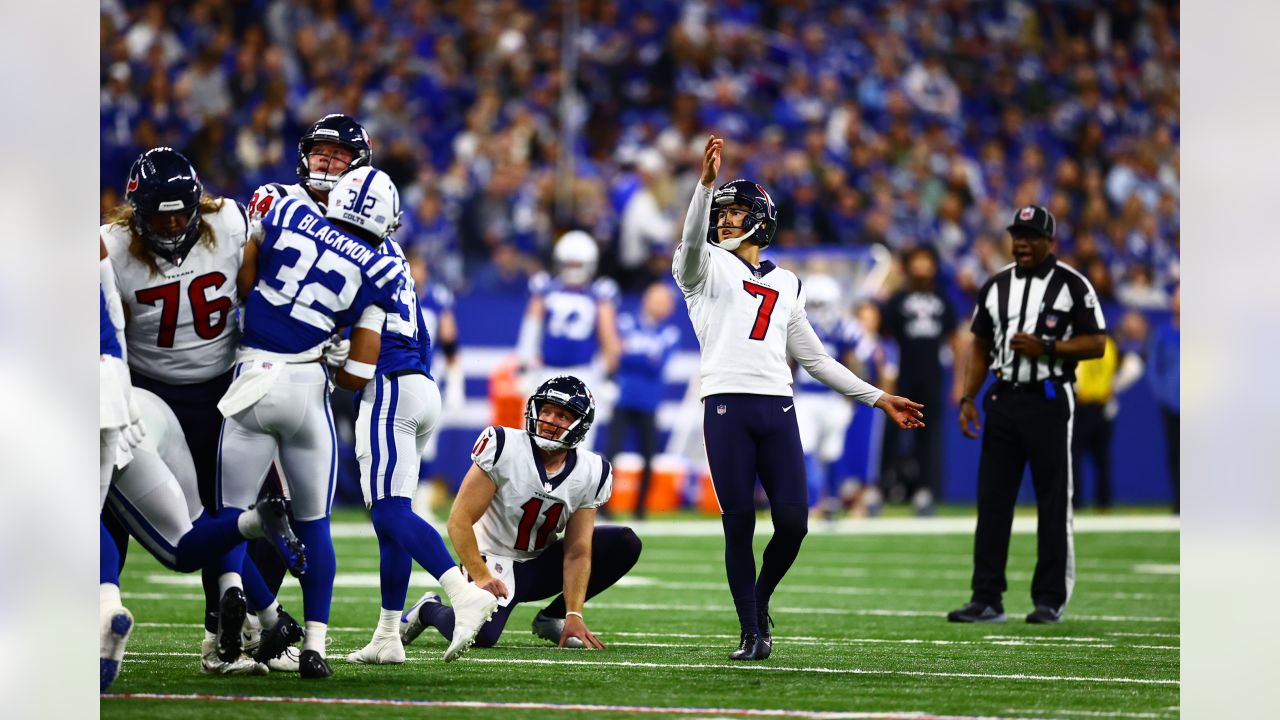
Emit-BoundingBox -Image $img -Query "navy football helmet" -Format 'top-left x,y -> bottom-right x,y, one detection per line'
708,179 -> 778,249
125,147 -> 203,262
525,375 -> 596,450
296,114 -> 373,192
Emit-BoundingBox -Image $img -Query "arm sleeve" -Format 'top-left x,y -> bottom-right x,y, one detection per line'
787,314 -> 885,407
672,183 -> 714,292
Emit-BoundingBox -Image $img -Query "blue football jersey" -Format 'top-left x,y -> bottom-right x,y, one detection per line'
241,197 -> 406,353
374,238 -> 432,377
418,281 -> 454,350
795,316 -> 864,393
100,286 -> 123,359
530,273 -> 618,368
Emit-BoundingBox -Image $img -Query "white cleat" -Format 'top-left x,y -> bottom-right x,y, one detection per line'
401,591 -> 440,647
200,638 -> 269,675
346,635 -> 407,664
444,585 -> 499,662
267,646 -> 301,672
100,606 -> 134,692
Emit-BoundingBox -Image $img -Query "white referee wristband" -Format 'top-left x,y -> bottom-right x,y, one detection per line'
343,359 -> 376,379
565,611 -> 583,620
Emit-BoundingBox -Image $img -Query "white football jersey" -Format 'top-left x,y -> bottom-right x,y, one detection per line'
246,181 -> 323,221
102,201 -> 249,383
469,426 -> 613,562
672,183 -> 884,405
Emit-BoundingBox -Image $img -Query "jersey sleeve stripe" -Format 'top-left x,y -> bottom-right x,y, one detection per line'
595,459 -> 612,498
493,426 -> 506,463
368,255 -> 395,279
280,197 -> 302,228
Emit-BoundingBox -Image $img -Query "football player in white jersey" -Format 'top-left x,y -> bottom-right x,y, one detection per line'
516,231 -> 621,449
240,113 -> 374,643
673,136 -> 925,660
791,273 -> 865,519
400,376 -> 641,651
100,147 -> 296,674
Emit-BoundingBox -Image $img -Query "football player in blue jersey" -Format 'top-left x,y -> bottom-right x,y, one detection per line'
337,222 -> 499,665
216,167 -> 410,679
101,147 -> 295,675
517,231 -> 621,449
791,274 -> 865,519
409,254 -> 464,499
100,286 -> 137,692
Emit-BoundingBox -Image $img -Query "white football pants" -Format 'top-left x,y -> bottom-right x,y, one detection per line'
356,373 -> 441,506
794,392 -> 855,463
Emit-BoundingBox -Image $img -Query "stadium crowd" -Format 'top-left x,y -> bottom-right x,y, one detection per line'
100,0 -> 1179,310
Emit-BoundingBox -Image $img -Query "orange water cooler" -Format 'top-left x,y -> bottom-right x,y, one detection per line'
488,356 -> 526,429
606,453 -> 688,514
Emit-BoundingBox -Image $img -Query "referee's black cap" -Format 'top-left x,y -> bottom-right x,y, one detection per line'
1006,205 -> 1056,239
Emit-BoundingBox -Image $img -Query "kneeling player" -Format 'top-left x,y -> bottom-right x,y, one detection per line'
402,375 -> 641,650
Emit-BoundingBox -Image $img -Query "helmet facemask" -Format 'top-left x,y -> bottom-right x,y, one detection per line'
302,140 -> 365,193
133,203 -> 202,262
526,398 -> 586,451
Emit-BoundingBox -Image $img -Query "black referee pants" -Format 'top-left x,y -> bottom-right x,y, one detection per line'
970,382 -> 1074,612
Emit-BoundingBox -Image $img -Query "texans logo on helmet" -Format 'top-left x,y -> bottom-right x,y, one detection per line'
755,184 -> 773,207
126,176 -> 139,193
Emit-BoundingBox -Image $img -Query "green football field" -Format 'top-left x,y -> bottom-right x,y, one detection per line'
102,509 -> 1179,720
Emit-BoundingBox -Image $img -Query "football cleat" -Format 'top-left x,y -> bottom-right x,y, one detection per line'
444,584 -> 500,662
347,635 -> 406,664
401,591 -> 440,646
249,608 -> 304,665
1026,605 -> 1063,625
216,587 -> 248,662
100,606 -> 133,692
729,631 -> 770,661
947,602 -> 1007,624
530,611 -> 584,649
756,608 -> 774,656
200,638 -> 269,675
298,649 -> 333,679
256,497 -> 308,577
267,646 -> 301,672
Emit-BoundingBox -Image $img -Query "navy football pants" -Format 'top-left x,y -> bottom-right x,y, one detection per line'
703,394 -> 809,635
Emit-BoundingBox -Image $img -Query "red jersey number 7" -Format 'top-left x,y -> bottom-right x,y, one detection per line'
742,281 -> 779,341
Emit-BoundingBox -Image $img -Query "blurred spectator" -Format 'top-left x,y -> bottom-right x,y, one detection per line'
605,282 -> 681,519
1146,284 -> 1180,514
469,242 -> 532,297
617,150 -> 676,290
1071,316 -> 1146,511
879,246 -> 960,515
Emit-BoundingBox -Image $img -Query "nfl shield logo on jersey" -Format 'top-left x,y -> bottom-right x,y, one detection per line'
1045,315 -> 1058,329
717,404 -> 727,415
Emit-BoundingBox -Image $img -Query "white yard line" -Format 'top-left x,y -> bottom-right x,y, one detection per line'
102,692 -> 1092,720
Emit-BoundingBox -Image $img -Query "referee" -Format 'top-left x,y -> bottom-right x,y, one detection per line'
948,205 -> 1106,625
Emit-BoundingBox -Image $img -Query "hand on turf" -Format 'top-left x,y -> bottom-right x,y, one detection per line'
701,135 -> 723,188
958,398 -> 982,439
875,393 -> 925,430
560,615 -> 605,649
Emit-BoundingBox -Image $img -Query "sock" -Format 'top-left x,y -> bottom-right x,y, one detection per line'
438,566 -> 472,601
219,572 -> 243,597
294,518 -> 336,624
240,555 -> 276,614
236,507 -> 264,539
375,608 -> 401,638
539,596 -> 565,619
755,504 -> 808,612
721,510 -> 759,634
420,601 -> 455,641
803,454 -> 823,510
100,582 -> 122,612
371,506 -> 413,612
303,620 -> 327,655
258,601 -> 281,630
100,521 -> 120,586
175,509 -> 246,572
202,567 -> 220,634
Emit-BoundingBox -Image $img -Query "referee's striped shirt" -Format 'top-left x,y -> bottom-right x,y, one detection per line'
970,256 -> 1107,384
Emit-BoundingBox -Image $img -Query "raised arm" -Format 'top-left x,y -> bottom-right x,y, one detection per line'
672,136 -> 723,292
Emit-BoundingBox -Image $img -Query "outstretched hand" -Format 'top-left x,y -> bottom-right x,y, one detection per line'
701,135 -> 723,188
876,394 -> 925,430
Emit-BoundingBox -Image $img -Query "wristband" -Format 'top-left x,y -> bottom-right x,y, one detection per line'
565,611 -> 583,620
343,359 -> 376,379
1044,338 -> 1056,358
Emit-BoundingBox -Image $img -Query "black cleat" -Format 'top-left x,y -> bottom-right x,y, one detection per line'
729,632 -> 770,661
947,601 -> 1007,624
298,649 -> 333,679
756,607 -> 774,657
1025,605 -> 1063,624
256,497 -> 308,577
216,587 -> 248,662
251,608 -> 304,663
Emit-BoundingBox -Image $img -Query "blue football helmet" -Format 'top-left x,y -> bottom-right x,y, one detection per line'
708,178 -> 778,249
297,114 -> 373,192
525,375 -> 596,450
125,147 -> 203,263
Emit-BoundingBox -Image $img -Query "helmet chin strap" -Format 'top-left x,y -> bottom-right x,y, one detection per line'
716,223 -> 761,251
532,434 -> 569,452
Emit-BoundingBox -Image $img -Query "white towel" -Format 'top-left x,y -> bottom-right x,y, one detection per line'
217,360 -> 286,418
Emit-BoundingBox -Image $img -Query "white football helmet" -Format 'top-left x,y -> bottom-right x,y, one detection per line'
804,273 -> 842,326
553,230 -> 598,286
326,167 -> 402,240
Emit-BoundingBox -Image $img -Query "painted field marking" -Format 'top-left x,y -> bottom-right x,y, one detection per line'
101,692 -> 1081,720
